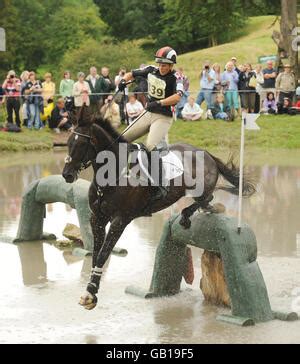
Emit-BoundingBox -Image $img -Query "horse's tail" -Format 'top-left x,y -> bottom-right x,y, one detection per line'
208,153 -> 256,197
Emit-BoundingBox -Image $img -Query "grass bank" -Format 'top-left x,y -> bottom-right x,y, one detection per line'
1,115 -> 300,152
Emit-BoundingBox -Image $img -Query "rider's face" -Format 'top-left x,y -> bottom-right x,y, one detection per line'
159,63 -> 172,76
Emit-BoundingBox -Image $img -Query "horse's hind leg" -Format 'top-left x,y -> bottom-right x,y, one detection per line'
179,194 -> 214,229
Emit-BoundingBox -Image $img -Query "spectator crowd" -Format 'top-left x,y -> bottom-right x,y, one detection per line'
1,56 -> 300,133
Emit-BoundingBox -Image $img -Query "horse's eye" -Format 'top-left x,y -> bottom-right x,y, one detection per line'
65,155 -> 72,163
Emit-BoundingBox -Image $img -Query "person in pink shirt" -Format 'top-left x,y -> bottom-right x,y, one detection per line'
2,70 -> 21,126
73,72 -> 91,110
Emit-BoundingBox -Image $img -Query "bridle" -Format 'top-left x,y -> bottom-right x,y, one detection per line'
64,130 -> 96,171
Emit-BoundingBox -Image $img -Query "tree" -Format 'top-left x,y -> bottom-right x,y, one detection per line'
158,0 -> 246,53
44,0 -> 107,65
0,0 -> 47,75
94,0 -> 163,40
60,38 -> 149,78
272,0 -> 299,77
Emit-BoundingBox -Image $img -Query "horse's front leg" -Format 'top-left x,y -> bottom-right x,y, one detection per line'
79,211 -> 109,310
79,215 -> 131,310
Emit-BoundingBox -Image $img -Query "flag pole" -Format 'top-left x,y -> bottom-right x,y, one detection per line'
238,114 -> 246,234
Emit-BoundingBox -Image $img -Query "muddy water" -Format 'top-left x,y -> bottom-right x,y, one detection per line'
1,150 -> 300,344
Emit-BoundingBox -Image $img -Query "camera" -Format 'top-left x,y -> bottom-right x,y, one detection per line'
205,65 -> 210,70
10,75 -> 15,79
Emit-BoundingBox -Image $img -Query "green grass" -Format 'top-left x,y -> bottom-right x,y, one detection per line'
170,115 -> 300,150
1,115 -> 300,152
0,127 -> 53,151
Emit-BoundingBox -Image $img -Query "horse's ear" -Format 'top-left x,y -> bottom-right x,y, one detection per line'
77,103 -> 93,126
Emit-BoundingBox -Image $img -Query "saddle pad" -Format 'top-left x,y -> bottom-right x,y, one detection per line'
161,151 -> 184,181
135,145 -> 184,182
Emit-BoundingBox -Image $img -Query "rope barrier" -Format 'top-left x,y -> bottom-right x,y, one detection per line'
0,88 -> 291,99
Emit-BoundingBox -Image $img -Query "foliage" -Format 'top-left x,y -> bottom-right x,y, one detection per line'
94,0 -> 163,40
60,38 -> 150,79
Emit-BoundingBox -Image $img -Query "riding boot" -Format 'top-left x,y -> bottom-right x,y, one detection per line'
145,146 -> 169,201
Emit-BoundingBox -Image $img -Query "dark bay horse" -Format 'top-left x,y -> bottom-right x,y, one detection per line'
62,107 -> 255,310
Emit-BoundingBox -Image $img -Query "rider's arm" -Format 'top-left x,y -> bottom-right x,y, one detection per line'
160,93 -> 181,107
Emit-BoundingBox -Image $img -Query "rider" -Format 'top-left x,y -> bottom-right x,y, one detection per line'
118,46 -> 183,200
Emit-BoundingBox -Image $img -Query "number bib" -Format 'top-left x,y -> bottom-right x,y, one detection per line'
148,73 -> 166,99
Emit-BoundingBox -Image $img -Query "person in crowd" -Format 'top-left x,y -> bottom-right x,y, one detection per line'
231,57 -> 240,74
97,67 -> 115,104
24,71 -> 43,129
115,68 -> 127,90
41,99 -> 55,125
261,91 -> 277,114
49,97 -> 72,132
100,95 -> 121,129
254,64 -> 265,112
42,73 -> 55,106
221,61 -> 239,118
86,66 -> 101,115
181,96 -> 204,121
20,71 -> 30,126
126,94 -> 144,124
239,63 -> 257,113
0,83 -> 4,104
213,63 -> 222,96
211,93 -> 232,121
59,71 -> 75,98
115,68 -> 128,122
290,95 -> 300,114
262,60 -> 277,101
196,61 -> 216,118
2,70 -> 21,127
275,64 -> 296,105
175,67 -> 190,118
73,72 -> 91,110
277,97 -> 293,115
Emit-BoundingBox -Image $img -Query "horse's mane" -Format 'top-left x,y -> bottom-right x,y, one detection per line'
93,116 -> 127,144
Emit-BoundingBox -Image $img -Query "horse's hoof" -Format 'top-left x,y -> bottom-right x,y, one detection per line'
79,292 -> 98,310
179,217 -> 191,230
203,203 -> 226,214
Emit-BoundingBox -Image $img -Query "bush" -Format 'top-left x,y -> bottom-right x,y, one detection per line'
60,38 -> 151,78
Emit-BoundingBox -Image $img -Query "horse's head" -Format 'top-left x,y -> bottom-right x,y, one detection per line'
62,125 -> 96,183
62,104 -> 128,183
62,104 -> 98,183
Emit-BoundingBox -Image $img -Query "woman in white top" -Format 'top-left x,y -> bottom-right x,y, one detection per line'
255,64 -> 265,111
126,94 -> 144,124
73,72 -> 91,108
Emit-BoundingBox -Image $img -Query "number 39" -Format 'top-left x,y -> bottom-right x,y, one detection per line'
150,85 -> 163,98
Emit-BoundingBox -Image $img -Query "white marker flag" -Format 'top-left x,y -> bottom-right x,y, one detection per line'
243,112 -> 260,131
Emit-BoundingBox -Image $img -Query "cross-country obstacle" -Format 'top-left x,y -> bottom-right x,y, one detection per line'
13,175 -> 127,257
126,212 -> 298,326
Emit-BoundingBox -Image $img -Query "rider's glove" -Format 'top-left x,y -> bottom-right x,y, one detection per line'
147,100 -> 161,112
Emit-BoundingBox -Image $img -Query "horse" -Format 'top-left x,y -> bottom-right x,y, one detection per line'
62,105 -> 255,310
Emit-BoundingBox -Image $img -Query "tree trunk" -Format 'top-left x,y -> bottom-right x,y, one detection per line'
279,0 -> 299,77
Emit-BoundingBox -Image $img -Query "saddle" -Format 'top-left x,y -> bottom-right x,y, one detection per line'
127,142 -> 183,188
